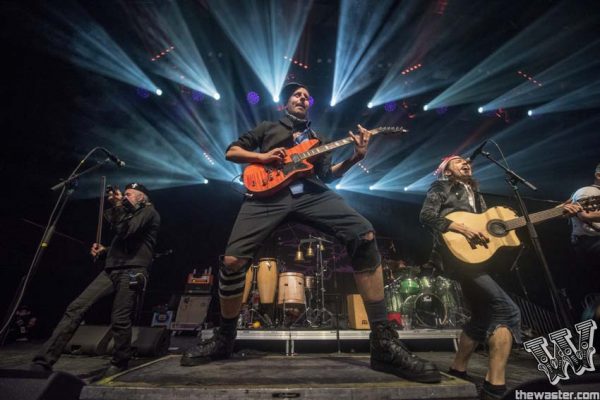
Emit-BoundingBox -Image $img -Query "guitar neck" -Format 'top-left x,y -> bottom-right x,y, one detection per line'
505,207 -> 565,230
296,130 -> 383,161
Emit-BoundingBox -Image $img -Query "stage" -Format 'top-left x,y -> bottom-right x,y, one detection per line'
0,331 -> 555,400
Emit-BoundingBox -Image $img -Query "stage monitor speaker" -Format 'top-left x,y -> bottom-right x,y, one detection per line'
64,325 -> 170,357
347,294 -> 370,330
131,326 -> 170,357
64,324 -> 112,355
0,369 -> 84,400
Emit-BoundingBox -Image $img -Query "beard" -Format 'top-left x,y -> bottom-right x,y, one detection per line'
448,174 -> 479,190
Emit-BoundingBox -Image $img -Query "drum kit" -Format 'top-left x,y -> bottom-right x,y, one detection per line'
240,236 -> 335,328
383,261 -> 467,329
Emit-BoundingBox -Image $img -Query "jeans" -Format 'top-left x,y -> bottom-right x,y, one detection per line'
33,267 -> 146,367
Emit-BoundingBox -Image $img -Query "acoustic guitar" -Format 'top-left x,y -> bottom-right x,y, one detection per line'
242,126 -> 407,197
441,196 -> 600,264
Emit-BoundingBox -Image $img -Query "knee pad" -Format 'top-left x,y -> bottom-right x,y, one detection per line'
218,260 -> 250,299
349,236 -> 381,273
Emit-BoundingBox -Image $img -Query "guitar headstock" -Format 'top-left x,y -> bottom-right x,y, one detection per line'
579,195 -> 600,212
371,126 -> 409,136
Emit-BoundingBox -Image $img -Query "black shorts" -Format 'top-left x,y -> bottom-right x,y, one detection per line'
224,187 -> 377,270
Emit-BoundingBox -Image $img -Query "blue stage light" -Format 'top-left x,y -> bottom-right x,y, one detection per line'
330,98 -> 337,107
309,96 -> 314,107
367,102 -> 373,109
384,102 -> 397,112
423,104 -> 429,111
527,110 -> 533,116
273,95 -> 280,103
213,92 -> 221,100
136,88 -> 150,99
478,107 -> 484,113
155,88 -> 163,96
247,91 -> 260,105
191,90 -> 205,102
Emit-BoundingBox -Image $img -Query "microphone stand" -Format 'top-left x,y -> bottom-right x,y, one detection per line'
480,151 -> 572,327
0,154 -> 113,345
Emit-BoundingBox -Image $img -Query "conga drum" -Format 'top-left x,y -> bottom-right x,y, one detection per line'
257,258 -> 278,304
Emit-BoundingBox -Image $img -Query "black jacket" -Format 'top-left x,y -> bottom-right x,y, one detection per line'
419,180 -> 486,272
103,203 -> 161,269
227,116 -> 337,191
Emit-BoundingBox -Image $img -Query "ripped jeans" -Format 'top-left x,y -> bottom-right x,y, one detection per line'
455,271 -> 522,345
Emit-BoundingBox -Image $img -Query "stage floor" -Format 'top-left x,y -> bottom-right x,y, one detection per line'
0,334 -> 554,399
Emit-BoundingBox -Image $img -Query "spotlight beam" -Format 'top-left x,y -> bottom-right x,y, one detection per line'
208,0 -> 312,102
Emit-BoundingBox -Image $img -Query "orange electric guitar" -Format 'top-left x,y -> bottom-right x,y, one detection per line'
242,126 -> 407,197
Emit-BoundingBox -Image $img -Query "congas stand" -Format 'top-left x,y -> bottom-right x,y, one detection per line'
245,264 -> 274,328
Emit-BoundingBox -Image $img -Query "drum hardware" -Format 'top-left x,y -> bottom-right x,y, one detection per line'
241,261 -> 276,328
291,235 -> 335,328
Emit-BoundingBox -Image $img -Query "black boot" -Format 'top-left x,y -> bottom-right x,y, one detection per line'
180,328 -> 237,366
370,323 -> 441,383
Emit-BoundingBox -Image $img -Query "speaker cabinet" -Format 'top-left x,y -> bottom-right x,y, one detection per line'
64,325 -> 112,355
347,294 -> 370,330
0,369 -> 84,400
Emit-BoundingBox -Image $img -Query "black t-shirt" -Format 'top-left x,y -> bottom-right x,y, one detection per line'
227,116 -> 337,191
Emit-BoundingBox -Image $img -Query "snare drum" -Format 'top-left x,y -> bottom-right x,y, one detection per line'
277,272 -> 306,306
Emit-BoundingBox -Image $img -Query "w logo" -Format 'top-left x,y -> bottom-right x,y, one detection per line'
523,319 -> 597,385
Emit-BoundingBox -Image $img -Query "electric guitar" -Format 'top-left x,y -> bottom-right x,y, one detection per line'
441,196 -> 600,264
242,126 -> 407,197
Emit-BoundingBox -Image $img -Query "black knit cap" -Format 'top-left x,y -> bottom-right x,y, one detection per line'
280,82 -> 308,104
125,182 -> 150,197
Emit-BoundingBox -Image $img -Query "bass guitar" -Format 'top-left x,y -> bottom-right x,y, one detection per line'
242,126 -> 407,197
441,195 -> 600,264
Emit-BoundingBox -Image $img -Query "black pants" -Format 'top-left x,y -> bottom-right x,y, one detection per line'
33,267 -> 146,368
224,187 -> 379,272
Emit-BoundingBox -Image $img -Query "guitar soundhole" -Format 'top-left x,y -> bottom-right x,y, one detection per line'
487,220 -> 508,237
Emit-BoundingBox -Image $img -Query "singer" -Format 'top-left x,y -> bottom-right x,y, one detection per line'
31,183 -> 160,379
181,82 -> 441,383
419,155 -> 580,398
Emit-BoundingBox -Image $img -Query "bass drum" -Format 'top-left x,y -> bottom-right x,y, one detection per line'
402,293 -> 447,328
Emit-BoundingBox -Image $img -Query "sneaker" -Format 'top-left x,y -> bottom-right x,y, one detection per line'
180,328 -> 236,366
370,323 -> 441,383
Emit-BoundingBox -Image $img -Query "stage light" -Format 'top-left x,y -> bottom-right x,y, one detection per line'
423,104 -> 429,111
335,184 -> 341,190
213,92 -> 221,100
209,0 -> 311,105
247,91 -> 260,105
404,186 -> 409,191
367,102 -> 373,109
136,88 -> 150,99
309,96 -> 314,107
203,179 -> 209,184
191,90 -> 205,102
369,185 -> 374,191
330,98 -> 337,107
155,88 -> 163,96
478,107 -> 484,113
384,101 -> 397,112
527,110 -> 533,116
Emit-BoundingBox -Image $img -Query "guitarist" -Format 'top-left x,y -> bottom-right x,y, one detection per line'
419,155 -> 580,399
570,163 -> 600,322
181,82 -> 442,384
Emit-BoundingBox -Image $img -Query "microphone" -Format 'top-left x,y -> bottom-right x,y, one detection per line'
467,141 -> 487,163
100,148 -> 126,167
